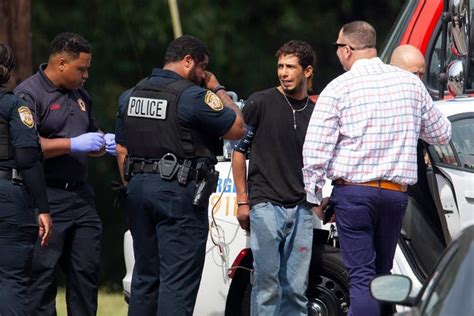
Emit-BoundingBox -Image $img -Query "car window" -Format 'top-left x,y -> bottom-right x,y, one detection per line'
450,117 -> 474,169
379,0 -> 418,62
432,143 -> 458,167
431,117 -> 474,171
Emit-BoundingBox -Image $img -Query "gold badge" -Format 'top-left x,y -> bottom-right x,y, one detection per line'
77,98 -> 86,111
18,106 -> 34,128
204,91 -> 224,111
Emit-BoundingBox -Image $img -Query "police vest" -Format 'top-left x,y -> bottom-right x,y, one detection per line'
0,87 -> 13,160
123,78 -> 218,161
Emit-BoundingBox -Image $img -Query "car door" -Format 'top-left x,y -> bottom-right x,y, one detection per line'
428,110 -> 474,239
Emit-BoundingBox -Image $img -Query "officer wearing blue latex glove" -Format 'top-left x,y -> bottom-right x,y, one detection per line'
104,133 -> 116,156
70,132 -> 105,153
14,33 -> 106,316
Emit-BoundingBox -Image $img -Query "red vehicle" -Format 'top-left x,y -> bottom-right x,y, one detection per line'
381,0 -> 473,98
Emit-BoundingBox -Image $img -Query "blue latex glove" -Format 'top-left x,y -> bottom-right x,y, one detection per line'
70,132 -> 105,153
104,133 -> 117,156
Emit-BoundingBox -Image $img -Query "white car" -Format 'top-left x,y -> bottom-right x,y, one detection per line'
392,97 -> 474,297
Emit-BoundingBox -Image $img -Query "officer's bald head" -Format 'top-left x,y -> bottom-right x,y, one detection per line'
391,44 -> 425,78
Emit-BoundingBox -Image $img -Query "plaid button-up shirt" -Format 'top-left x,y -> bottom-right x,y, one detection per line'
303,58 -> 451,204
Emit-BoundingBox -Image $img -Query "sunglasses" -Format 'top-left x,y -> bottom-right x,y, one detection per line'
332,42 -> 374,51
332,42 -> 356,51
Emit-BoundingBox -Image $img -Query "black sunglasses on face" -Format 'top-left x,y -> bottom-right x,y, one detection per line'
332,42 -> 374,51
333,42 -> 355,51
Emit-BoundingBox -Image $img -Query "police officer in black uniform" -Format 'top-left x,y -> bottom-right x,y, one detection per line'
0,43 -> 52,315
115,35 -> 244,315
14,33 -> 115,316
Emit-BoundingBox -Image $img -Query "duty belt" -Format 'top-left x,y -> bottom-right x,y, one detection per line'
334,179 -> 407,192
129,160 -> 198,181
130,161 -> 163,174
125,154 -> 212,184
46,179 -> 85,191
0,168 -> 23,185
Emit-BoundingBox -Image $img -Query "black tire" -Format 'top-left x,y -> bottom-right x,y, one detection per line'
226,245 -> 349,316
307,245 -> 350,316
240,282 -> 251,316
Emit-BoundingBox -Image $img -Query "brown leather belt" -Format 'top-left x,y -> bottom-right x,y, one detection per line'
334,179 -> 407,192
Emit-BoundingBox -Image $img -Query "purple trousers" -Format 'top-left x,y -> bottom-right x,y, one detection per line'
332,184 -> 408,316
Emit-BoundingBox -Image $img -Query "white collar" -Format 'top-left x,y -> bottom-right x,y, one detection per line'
351,57 -> 382,70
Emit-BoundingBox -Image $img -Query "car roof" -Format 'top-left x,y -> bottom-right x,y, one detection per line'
435,97 -> 474,118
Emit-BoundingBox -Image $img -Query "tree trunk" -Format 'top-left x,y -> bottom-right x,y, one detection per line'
0,0 -> 31,88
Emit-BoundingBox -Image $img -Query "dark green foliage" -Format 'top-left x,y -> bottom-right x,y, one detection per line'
30,0 -> 403,288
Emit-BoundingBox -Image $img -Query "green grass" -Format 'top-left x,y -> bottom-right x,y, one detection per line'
56,288 -> 128,316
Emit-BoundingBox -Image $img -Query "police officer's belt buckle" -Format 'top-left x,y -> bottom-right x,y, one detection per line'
158,153 -> 180,180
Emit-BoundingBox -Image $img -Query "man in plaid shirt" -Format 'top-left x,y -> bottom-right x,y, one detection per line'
303,21 -> 451,316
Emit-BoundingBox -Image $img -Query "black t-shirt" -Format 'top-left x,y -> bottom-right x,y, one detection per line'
243,87 -> 315,207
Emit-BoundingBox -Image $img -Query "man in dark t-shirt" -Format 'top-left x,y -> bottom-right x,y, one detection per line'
232,40 -> 316,316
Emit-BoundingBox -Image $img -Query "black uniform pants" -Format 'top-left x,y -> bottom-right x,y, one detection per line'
127,173 -> 208,316
0,179 -> 37,316
28,183 -> 102,316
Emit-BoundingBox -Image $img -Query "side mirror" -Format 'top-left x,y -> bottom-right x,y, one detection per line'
447,59 -> 465,97
370,274 -> 412,304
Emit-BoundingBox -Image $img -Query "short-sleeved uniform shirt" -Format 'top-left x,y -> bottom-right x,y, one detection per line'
14,64 -> 99,181
244,87 -> 315,208
0,89 -> 39,170
115,68 -> 236,163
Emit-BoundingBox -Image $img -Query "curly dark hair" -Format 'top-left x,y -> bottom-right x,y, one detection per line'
49,32 -> 92,59
164,35 -> 209,64
0,43 -> 16,84
275,40 -> 316,70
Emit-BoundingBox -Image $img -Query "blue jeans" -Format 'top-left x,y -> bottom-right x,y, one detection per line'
332,185 -> 407,316
250,202 -> 313,316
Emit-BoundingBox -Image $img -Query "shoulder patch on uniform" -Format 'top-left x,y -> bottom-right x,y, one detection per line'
204,91 -> 224,111
18,106 -> 35,128
77,98 -> 86,111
